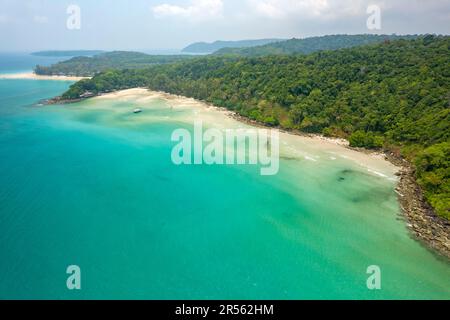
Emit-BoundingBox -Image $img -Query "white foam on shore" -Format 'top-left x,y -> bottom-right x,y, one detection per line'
367,168 -> 389,178
304,155 -> 318,162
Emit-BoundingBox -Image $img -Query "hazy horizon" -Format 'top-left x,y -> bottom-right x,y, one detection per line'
2,33 -> 445,55
1,0 -> 450,52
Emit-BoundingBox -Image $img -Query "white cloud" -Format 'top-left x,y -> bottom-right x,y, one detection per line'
152,0 -> 223,21
249,0 -> 375,20
33,15 -> 48,24
255,1 -> 285,19
249,0 -> 327,19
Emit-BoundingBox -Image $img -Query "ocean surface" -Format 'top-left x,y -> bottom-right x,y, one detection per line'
0,54 -> 449,299
0,53 -> 69,74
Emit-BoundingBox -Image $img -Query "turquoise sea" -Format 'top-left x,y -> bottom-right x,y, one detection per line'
0,54 -> 449,299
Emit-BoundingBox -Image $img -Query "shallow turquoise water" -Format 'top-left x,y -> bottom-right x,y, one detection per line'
0,76 -> 449,299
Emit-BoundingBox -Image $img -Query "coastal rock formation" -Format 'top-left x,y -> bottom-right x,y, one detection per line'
397,167 -> 450,260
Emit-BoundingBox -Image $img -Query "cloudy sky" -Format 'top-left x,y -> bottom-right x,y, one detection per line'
1,0 -> 449,51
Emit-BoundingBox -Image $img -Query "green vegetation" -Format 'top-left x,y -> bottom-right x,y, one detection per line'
61,36 -> 450,218
31,50 -> 104,57
182,39 -> 283,53
214,34 -> 418,56
35,51 -> 195,77
415,142 -> 450,220
349,131 -> 384,149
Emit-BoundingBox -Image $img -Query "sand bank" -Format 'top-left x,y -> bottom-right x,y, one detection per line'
0,72 -> 88,81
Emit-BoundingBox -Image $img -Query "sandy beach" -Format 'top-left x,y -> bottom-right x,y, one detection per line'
90,88 -> 400,180
0,72 -> 88,81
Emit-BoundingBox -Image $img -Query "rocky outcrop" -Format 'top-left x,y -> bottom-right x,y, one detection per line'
396,166 -> 450,260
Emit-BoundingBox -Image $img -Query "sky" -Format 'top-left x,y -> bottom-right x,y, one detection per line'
0,0 -> 449,52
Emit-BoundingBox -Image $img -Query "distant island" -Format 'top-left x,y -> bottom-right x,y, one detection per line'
34,51 -> 195,77
31,50 -> 104,57
214,34 -> 419,56
182,39 -> 283,54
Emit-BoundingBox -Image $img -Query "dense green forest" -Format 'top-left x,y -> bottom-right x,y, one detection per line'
214,34 -> 418,56
35,51 -> 194,76
61,36 -> 450,219
183,39 -> 283,53
35,35 -> 417,76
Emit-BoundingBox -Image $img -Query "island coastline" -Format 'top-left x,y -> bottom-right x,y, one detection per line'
47,87 -> 450,260
0,72 -> 89,82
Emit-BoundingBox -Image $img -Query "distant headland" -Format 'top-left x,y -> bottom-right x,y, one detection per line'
31,50 -> 104,57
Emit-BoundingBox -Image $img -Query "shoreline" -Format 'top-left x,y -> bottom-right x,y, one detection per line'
49,87 -> 450,260
231,103 -> 450,260
0,72 -> 89,81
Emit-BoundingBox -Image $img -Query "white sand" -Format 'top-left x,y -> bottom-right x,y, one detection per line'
0,72 -> 88,81
88,88 -> 400,179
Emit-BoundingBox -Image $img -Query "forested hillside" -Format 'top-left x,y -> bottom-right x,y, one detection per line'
214,34 -> 418,56
61,36 -> 450,219
35,51 -> 194,76
182,39 -> 283,53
